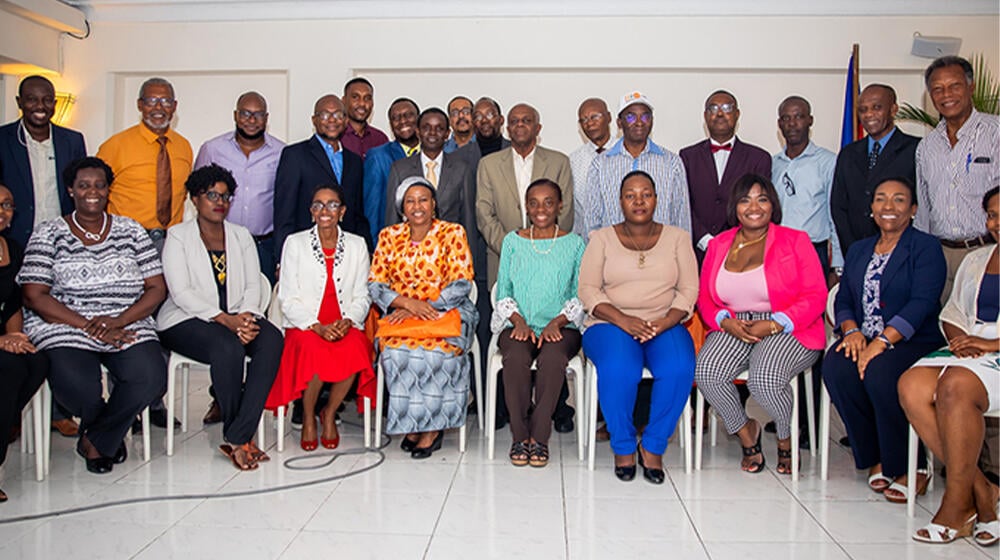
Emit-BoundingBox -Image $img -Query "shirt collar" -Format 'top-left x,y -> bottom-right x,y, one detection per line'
420,150 -> 443,168
933,109 -> 982,141
606,138 -> 665,157
777,140 -> 819,162
512,146 -> 536,163
344,123 -> 369,139
138,123 -> 173,144
710,136 -> 735,147
314,133 -> 340,155
229,131 -> 277,152
868,127 -> 896,151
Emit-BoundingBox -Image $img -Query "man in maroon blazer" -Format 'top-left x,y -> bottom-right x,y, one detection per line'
680,90 -> 771,259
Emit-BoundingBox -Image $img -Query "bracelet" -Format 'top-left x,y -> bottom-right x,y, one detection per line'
842,328 -> 860,337
875,333 -> 895,350
769,321 -> 779,335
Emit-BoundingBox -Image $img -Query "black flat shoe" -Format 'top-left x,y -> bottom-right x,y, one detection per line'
400,435 -> 419,453
113,443 -> 127,464
411,431 -> 443,459
76,440 -> 113,474
614,464 -> 636,482
637,444 -> 665,485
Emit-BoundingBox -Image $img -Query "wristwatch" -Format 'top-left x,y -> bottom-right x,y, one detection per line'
875,333 -> 895,350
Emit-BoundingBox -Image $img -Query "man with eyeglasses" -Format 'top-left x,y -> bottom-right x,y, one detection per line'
274,94 -> 371,264
443,96 -> 475,153
680,90 -> 770,260
452,97 -> 511,171
194,92 -> 284,285
582,91 -> 691,239
98,77 -> 192,255
363,97 -> 421,241
569,97 -> 613,237
97,76 -> 190,430
0,75 -> 87,439
340,77 -> 388,160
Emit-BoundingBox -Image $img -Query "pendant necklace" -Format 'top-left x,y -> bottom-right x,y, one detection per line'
623,223 -> 655,268
529,224 -> 557,255
71,211 -> 108,242
732,229 -> 766,256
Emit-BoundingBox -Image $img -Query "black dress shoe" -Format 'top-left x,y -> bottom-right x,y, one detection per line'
553,416 -> 575,434
202,400 -> 222,425
764,421 -> 777,434
76,440 -> 113,474
411,431 -> 444,459
400,436 -> 419,453
637,444 -> 665,485
149,409 -> 181,429
113,443 -> 127,464
494,415 -> 509,431
614,464 -> 636,482
838,436 -> 851,447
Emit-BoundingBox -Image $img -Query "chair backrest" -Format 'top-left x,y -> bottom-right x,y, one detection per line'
258,272 -> 272,311
267,280 -> 284,329
469,279 -> 478,305
825,284 -> 839,328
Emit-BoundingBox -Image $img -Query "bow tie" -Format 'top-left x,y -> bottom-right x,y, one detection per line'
710,143 -> 732,154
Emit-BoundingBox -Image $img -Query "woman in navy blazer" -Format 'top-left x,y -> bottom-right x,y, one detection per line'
824,177 -> 945,503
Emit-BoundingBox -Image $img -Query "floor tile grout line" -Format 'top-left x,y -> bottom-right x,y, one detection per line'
664,461 -> 713,559
559,432 -> 571,560
420,446 -> 463,559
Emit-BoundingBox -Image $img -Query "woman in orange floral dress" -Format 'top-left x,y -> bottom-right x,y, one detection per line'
369,177 -> 478,459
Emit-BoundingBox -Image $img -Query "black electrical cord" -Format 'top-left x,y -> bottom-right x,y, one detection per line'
65,20 -> 91,40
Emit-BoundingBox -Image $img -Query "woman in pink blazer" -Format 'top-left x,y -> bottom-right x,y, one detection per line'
695,174 -> 827,474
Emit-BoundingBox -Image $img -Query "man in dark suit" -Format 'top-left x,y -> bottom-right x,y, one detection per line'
831,84 -> 919,260
363,98 -> 420,242
0,75 -> 86,248
680,90 -> 771,259
384,108 -> 476,239
273,93 -> 371,263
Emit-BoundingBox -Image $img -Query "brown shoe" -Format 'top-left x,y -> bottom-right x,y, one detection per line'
51,418 -> 79,438
595,423 -> 610,442
203,400 -> 222,425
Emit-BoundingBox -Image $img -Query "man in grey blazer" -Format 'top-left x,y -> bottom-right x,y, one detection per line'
384,108 -> 476,240
476,103 -> 574,286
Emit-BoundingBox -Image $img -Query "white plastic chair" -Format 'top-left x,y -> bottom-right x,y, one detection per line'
585,358 -> 692,472
819,284 -> 839,480
372,282 -> 480,452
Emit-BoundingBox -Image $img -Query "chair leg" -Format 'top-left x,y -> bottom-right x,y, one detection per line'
820,384 -> 831,481
695,391 -> 705,470
486,355 -> 498,461
166,362 -> 176,456
141,407 -> 151,462
587,363 -> 598,471
471,348 -> 484,432
804,368 -> 817,456
33,389 -> 45,481
181,366 -> 190,434
682,394 -> 692,473
710,413 -> 718,447
257,414 -> 266,450
574,363 -> 586,462
791,375 -> 800,482
459,425 -> 466,453
363,397 -> 372,449
907,425 -> 918,517
276,405 -> 285,453
374,361 -> 384,450
42,383 -> 52,475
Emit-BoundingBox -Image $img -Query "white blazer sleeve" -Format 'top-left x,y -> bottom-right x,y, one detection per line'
162,224 -> 222,322
277,234 -> 319,329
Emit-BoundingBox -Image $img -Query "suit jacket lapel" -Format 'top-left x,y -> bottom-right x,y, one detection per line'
719,139 -> 745,187
498,149 -> 519,205
880,227 -> 912,293
7,125 -> 33,194
308,137 -> 338,183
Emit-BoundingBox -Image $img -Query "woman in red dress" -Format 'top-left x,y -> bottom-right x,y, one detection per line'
266,184 -> 374,451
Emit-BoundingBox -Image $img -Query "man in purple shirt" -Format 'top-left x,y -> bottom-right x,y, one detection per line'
194,91 -> 284,285
340,77 -> 389,159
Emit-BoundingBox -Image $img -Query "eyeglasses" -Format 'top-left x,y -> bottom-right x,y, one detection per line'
140,97 -> 176,108
705,103 -> 737,114
578,113 -> 605,125
472,111 -> 497,123
0,202 -> 14,211
203,191 -> 234,203
782,173 -> 796,196
310,201 -> 343,212
237,110 -> 267,120
314,111 -> 345,122
507,116 -> 536,127
623,112 -> 652,125
449,107 -> 472,118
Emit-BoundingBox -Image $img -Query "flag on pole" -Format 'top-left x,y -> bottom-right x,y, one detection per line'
840,44 -> 862,147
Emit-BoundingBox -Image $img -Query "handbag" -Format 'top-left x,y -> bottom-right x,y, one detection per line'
376,308 -> 462,339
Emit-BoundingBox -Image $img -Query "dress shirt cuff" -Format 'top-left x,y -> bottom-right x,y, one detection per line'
886,316 -> 916,341
770,312 -> 795,335
490,297 -> 519,334
560,298 -> 586,329
697,234 -> 714,252
715,310 -> 732,326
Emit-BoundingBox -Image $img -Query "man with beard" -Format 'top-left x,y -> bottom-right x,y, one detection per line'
443,96 -> 475,153
98,77 -> 193,254
340,77 -> 388,159
453,97 -> 511,171
194,92 -> 285,284
569,97 -> 613,237
679,89 -> 770,259
363,97 -> 420,241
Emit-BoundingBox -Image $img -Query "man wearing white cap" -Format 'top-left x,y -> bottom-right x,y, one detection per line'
580,91 -> 691,239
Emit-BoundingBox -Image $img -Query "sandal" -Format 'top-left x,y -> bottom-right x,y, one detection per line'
775,443 -> 797,476
219,443 -> 259,471
0,488 -> 7,503
867,472 -> 892,493
884,469 -> 930,504
740,421 -> 766,474
528,442 -> 549,468
912,514 -> 976,543
247,440 -> 270,463
509,441 -> 530,467
974,520 -> 1000,546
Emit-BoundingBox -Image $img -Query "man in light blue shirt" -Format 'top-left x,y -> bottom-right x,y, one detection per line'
772,96 -> 841,277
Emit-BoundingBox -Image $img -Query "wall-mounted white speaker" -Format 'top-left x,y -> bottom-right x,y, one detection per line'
911,33 -> 962,59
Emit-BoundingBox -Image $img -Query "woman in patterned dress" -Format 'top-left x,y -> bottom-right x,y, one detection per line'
18,157 -> 167,475
369,177 -> 478,459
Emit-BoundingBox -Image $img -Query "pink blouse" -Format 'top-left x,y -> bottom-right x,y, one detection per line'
715,265 -> 771,312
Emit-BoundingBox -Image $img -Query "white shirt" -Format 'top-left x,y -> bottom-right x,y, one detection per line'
512,146 -> 536,226
420,151 -> 444,187
25,132 -> 60,226
710,136 -> 734,184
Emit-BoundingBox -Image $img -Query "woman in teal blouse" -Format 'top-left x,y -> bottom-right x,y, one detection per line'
492,178 -> 586,468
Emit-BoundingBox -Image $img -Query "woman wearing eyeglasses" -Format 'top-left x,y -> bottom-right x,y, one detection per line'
157,165 -> 282,470
266,184 -> 375,453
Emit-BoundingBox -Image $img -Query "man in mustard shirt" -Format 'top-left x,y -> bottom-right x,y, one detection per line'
97,77 -> 192,253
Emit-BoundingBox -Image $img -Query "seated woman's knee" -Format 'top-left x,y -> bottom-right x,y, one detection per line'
936,367 -> 983,409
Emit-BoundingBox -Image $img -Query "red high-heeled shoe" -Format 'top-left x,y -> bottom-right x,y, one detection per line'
319,407 -> 339,449
300,436 -> 318,451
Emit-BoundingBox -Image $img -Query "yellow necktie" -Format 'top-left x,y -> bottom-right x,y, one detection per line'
425,161 -> 438,188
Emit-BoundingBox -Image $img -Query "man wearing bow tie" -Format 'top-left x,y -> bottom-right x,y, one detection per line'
680,90 -> 771,260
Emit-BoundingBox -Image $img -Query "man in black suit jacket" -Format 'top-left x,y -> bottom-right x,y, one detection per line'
273,94 -> 371,262
0,76 -> 86,247
831,84 -> 919,257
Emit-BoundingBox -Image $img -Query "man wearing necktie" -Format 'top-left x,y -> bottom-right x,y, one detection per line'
680,90 -> 771,261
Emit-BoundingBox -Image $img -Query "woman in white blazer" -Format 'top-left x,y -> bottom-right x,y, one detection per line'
265,184 -> 375,452
157,165 -> 283,471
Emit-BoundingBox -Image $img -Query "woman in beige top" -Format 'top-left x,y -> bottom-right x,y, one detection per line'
579,170 -> 699,484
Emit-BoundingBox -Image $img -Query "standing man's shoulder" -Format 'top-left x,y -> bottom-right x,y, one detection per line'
678,139 -> 708,160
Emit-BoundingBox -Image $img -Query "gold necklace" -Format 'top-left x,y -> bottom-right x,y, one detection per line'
210,251 -> 227,284
622,223 -> 656,268
529,224 -> 558,255
732,229 -> 767,256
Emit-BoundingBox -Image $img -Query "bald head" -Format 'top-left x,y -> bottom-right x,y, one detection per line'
577,97 -> 611,146
237,91 -> 267,110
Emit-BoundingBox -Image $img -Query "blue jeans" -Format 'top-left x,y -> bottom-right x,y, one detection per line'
583,323 -> 695,455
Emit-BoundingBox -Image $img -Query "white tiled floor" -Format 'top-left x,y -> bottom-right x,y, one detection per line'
0,369 -> 994,560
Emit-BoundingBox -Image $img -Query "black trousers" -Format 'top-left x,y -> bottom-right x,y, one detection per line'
160,318 -> 282,445
0,350 -> 48,464
47,341 -> 166,457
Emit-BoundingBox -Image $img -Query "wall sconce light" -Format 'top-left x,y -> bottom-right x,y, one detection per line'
53,92 -> 76,126
911,32 -> 962,59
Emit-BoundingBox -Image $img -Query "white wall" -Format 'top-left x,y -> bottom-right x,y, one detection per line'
16,15 -> 1000,157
